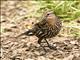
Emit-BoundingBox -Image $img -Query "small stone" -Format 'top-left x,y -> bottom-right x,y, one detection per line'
63,55 -> 74,60
70,41 -> 76,44
33,51 -> 40,55
38,56 -> 46,60
72,56 -> 80,60
49,55 -> 54,59
25,58 -> 34,60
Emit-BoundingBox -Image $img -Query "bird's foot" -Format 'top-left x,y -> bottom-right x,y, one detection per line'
48,45 -> 57,50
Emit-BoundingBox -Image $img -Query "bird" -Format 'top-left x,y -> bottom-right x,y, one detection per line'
16,11 -> 62,52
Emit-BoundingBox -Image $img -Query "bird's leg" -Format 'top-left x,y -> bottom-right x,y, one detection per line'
44,38 -> 57,50
44,38 -> 50,46
38,38 -> 47,52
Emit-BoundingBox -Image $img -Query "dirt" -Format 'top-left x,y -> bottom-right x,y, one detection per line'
1,1 -> 80,60
1,34 -> 80,60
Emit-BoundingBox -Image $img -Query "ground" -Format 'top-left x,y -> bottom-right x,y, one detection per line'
1,1 -> 80,60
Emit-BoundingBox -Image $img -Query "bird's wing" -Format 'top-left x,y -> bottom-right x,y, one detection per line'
34,21 -> 52,38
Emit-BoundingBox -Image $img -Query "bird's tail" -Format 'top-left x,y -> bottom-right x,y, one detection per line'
16,29 -> 34,38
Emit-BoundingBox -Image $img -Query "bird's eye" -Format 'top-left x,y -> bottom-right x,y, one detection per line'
47,14 -> 50,15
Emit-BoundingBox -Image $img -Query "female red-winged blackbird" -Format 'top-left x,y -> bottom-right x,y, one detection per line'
17,11 -> 62,51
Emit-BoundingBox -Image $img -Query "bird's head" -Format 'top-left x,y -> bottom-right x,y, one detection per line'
43,11 -> 58,25
45,11 -> 56,20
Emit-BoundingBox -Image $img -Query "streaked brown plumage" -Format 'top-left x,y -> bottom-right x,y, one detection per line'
17,11 -> 62,51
